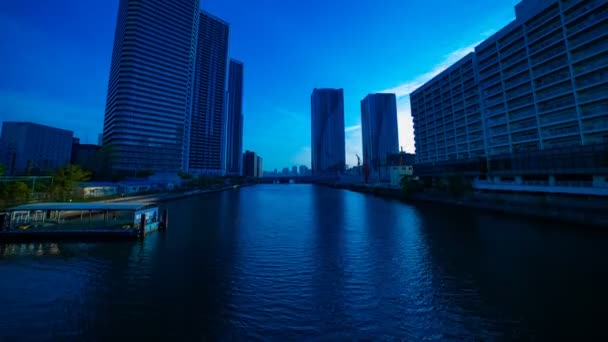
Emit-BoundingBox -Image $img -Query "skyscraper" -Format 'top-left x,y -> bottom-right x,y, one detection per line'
102,0 -> 200,172
226,59 -> 244,176
311,88 -> 346,175
361,93 -> 399,178
189,12 -> 230,175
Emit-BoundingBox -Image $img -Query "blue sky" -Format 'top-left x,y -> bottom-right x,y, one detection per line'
0,0 -> 519,171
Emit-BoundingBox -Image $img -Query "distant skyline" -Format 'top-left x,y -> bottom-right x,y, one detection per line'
0,0 -> 519,171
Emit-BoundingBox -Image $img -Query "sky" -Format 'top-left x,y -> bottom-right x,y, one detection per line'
0,0 -> 520,171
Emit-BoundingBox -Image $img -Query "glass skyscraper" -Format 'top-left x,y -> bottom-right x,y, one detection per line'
226,59 -> 244,176
361,93 -> 399,177
188,12 -> 230,175
102,0 -> 200,172
311,88 -> 346,175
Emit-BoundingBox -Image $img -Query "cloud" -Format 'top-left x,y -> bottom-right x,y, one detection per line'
345,124 -> 361,132
376,39 -> 486,154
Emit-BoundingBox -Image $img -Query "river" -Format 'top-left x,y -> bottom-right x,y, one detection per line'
1,184 -> 606,340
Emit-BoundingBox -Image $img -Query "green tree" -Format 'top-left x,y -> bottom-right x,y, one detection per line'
400,175 -> 424,200
51,165 -> 92,201
0,163 -> 5,177
8,182 -> 30,203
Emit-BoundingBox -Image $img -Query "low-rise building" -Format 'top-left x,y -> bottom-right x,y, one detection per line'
1,122 -> 73,175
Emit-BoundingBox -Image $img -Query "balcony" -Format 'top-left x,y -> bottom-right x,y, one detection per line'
541,121 -> 580,138
500,39 -> 526,59
502,60 -> 530,80
582,115 -> 608,133
538,94 -> 575,113
489,123 -> 509,136
573,51 -> 608,77
530,42 -> 566,67
479,64 -> 501,81
483,83 -> 503,97
570,35 -> 608,63
509,105 -> 537,122
511,128 -> 539,143
478,55 -> 499,72
486,114 -> 508,127
489,133 -> 510,146
499,27 -> 524,49
580,99 -> 608,118
532,54 -> 569,79
510,117 -> 538,132
525,3 -> 560,33
535,81 -> 573,102
542,135 -> 582,149
566,4 -> 608,37
501,49 -> 528,69
486,103 -> 507,116
485,94 -> 504,107
568,18 -> 608,50
535,66 -> 571,89
527,16 -> 562,45
539,107 -> 578,125
506,82 -> 533,101
504,73 -> 531,91
577,83 -> 608,104
575,67 -> 608,89
507,94 -> 534,111
528,30 -> 564,56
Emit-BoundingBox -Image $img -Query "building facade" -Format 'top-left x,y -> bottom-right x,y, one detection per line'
361,93 -> 400,180
71,140 -> 101,172
226,59 -> 244,176
311,88 -> 346,175
410,0 -> 608,194
189,12 -> 230,175
256,156 -> 263,178
102,0 -> 200,172
242,150 -> 257,178
0,122 -> 73,175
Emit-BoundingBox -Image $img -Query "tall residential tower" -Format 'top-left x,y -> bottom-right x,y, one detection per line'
361,93 -> 399,179
189,12 -> 230,175
102,0 -> 200,172
311,88 -> 346,174
226,59 -> 244,176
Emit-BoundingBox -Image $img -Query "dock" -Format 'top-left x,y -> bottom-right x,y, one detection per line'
0,202 -> 167,241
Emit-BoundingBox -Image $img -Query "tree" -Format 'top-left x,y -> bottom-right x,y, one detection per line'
51,165 -> 92,201
400,175 -> 424,200
0,163 -> 5,177
8,182 -> 30,203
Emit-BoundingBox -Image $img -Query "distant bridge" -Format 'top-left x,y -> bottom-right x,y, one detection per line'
258,175 -> 340,184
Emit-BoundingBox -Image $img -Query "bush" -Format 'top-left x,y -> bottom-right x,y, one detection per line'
401,175 -> 424,200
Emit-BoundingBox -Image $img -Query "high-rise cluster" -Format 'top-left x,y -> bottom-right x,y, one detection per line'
310,89 -> 401,178
411,0 -> 608,193
102,0 -> 244,176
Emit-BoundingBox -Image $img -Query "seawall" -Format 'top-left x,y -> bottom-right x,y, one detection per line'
320,182 -> 608,228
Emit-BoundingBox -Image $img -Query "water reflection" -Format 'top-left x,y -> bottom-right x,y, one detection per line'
1,185 -> 608,340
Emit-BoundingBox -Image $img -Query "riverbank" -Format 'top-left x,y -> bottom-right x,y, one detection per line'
321,182 -> 608,228
102,184 -> 251,204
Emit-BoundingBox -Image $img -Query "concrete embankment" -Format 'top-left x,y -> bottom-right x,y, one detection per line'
321,182 -> 608,228
103,184 -> 251,204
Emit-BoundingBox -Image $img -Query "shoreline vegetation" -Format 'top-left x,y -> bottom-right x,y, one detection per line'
0,165 -> 257,211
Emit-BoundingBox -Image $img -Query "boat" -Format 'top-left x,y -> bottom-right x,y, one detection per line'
0,202 -> 168,241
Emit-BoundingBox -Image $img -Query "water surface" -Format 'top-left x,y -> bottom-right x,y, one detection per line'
1,185 -> 606,340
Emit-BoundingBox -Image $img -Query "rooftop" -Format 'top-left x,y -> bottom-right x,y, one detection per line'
8,202 -> 155,212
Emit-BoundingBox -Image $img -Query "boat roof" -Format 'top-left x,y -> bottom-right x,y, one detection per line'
8,202 -> 156,212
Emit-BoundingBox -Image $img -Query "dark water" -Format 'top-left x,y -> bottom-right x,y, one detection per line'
1,185 -> 607,340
